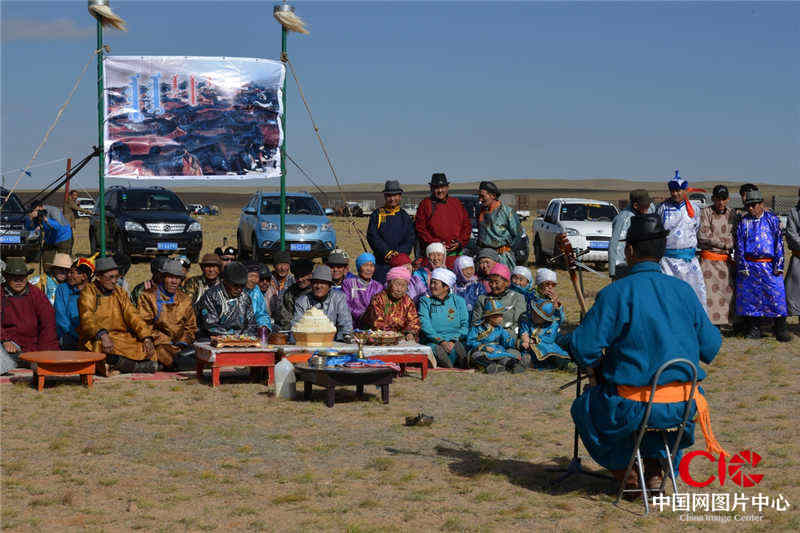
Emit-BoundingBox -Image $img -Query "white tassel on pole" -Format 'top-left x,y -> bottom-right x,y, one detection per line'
273,4 -> 309,35
88,1 -> 127,31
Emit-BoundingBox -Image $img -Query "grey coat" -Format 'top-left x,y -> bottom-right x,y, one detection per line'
292,289 -> 353,342
785,203 -> 800,316
471,289 -> 526,340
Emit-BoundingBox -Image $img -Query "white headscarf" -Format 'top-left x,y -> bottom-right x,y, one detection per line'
535,268 -> 557,285
431,267 -> 456,288
426,242 -> 446,256
512,266 -> 532,284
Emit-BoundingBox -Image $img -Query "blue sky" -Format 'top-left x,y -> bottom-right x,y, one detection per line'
2,1 -> 798,189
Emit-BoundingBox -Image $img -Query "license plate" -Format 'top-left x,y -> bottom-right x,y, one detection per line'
290,243 -> 311,252
0,235 -> 21,244
158,242 -> 178,250
589,241 -> 609,250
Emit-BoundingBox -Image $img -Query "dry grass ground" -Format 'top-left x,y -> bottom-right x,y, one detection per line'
3,213 -> 799,531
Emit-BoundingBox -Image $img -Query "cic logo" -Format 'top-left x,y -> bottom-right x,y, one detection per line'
679,450 -> 764,488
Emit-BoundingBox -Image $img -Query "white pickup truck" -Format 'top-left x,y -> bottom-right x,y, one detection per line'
531,198 -> 619,266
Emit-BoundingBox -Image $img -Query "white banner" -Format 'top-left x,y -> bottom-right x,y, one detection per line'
103,56 -> 284,180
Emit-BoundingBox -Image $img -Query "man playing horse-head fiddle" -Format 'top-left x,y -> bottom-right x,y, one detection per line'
563,214 -> 725,494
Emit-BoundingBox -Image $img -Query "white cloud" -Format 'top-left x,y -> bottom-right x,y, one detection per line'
3,18 -> 94,42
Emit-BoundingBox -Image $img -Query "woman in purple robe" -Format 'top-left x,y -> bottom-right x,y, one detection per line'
341,253 -> 384,328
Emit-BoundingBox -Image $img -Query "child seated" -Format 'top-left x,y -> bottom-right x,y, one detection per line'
466,299 -> 525,374
510,266 -> 535,303
519,300 -> 570,370
531,267 -> 559,306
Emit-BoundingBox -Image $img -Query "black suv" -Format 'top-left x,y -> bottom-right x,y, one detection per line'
451,194 -> 530,266
0,187 -> 39,261
89,186 -> 202,262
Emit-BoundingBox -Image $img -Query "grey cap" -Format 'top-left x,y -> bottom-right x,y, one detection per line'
94,256 -> 119,274
160,259 -> 186,278
629,189 -> 651,207
326,252 -> 348,266
222,261 -> 248,285
476,248 -> 501,262
744,189 -> 764,205
311,264 -> 333,283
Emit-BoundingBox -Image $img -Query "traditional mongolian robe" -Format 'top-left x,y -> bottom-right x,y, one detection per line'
54,282 -> 82,349
275,283 -> 310,331
471,289 -> 526,339
30,273 -> 59,305
418,292 -> 469,366
657,199 -> 707,311
246,286 -> 273,329
366,206 -> 416,283
78,282 -> 153,361
466,322 -> 521,367
181,275 -> 219,305
414,196 -> 472,269
565,261 -> 723,470
519,300 -> 569,368
195,284 -> 258,339
477,203 -> 522,268
138,286 -> 197,367
363,291 -> 420,339
735,210 -> 787,317
786,202 -> 800,316
697,205 -> 736,325
341,276 -> 383,327
453,263 -> 485,314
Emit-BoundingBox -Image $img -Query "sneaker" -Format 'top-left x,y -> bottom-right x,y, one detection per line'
485,363 -> 504,374
133,360 -> 158,374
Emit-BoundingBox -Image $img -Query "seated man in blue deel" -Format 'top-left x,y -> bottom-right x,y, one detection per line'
561,214 -> 725,494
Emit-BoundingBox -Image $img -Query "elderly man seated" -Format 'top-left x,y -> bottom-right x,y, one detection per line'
363,266 -> 421,341
182,253 -> 222,304
1,257 -> 59,374
196,262 -> 258,339
292,265 -> 353,342
78,257 -> 157,374
138,259 -> 197,370
275,259 -> 314,331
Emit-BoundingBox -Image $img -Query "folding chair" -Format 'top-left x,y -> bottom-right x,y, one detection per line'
615,358 -> 698,513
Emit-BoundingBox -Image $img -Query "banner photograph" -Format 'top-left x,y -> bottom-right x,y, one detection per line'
103,56 -> 284,180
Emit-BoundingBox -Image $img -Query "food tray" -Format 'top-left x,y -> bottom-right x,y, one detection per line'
211,335 -> 261,348
353,330 -> 402,346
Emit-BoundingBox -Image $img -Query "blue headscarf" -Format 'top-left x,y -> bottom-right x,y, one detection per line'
356,252 -> 376,271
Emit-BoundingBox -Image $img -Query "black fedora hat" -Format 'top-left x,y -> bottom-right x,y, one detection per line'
625,214 -> 670,243
429,173 -> 449,187
382,180 -> 403,194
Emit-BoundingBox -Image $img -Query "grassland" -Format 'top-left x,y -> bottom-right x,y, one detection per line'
3,212 -> 799,532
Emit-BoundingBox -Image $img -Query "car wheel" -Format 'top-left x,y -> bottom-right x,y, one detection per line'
534,236 -> 546,266
25,247 -> 41,263
188,251 -> 200,264
237,231 -> 250,260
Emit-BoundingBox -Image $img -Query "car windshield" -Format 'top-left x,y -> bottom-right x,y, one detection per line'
260,196 -> 322,215
560,203 -> 617,222
120,190 -> 185,211
0,192 -> 25,213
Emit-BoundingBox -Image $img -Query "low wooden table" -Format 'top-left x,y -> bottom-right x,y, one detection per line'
193,342 -> 277,387
294,364 -> 395,407
19,351 -> 105,391
278,342 -> 435,380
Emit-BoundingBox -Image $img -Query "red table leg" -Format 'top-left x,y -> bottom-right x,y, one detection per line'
267,365 -> 275,385
211,366 -> 221,387
421,359 -> 428,380
36,373 -> 45,391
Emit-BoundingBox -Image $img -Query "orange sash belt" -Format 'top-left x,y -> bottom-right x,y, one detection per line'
617,381 -> 728,457
700,250 -> 729,261
496,245 -> 511,254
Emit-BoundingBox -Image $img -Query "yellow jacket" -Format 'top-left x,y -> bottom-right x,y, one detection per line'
78,282 -> 152,361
